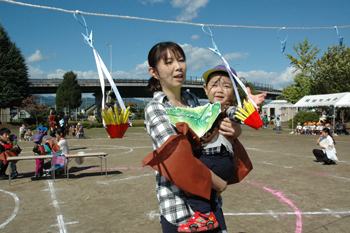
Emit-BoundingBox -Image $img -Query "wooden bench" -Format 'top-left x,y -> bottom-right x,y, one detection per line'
6,152 -> 108,185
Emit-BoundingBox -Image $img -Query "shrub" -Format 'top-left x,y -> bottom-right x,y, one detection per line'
288,110 -> 319,129
131,123 -> 145,127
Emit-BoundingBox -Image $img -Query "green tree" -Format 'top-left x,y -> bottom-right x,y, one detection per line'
56,71 -> 82,112
278,38 -> 321,103
310,45 -> 350,94
0,22 -> 30,109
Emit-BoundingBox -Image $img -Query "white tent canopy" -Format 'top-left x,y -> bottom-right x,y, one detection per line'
293,92 -> 350,134
294,92 -> 350,108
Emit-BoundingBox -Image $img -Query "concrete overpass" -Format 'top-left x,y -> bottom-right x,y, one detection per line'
29,77 -> 282,100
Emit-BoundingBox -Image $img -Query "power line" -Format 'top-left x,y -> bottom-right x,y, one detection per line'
1,0 -> 350,30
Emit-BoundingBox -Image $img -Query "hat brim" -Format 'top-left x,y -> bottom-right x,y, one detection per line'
203,68 -> 228,83
203,68 -> 239,86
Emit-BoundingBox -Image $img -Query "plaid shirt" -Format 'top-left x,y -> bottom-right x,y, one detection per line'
145,91 -> 208,226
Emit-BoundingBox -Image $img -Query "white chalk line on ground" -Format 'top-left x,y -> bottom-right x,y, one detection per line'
97,173 -> 152,185
147,209 -> 350,219
0,189 -> 20,229
260,161 -> 350,181
47,180 -> 78,233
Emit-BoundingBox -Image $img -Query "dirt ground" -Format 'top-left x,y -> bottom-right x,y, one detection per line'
1,123 -> 350,233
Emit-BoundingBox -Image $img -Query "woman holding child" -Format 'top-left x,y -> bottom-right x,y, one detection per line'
144,42 -> 265,233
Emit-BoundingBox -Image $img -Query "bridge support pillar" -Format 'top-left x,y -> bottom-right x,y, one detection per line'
94,92 -> 103,118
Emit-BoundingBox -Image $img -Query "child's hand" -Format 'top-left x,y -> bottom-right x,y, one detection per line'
247,87 -> 267,107
218,118 -> 242,139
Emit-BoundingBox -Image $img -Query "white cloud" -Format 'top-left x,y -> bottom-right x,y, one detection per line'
191,34 -> 199,40
180,43 -> 247,72
139,0 -> 163,4
26,50 -> 49,63
171,0 -> 210,21
237,67 -> 299,90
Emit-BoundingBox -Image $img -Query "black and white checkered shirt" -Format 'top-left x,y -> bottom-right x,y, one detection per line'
144,91 -> 205,226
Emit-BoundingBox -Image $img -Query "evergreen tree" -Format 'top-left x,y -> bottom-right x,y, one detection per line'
56,71 -> 82,112
0,22 -> 30,108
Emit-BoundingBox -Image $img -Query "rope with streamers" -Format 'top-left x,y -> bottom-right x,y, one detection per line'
1,0 -> 350,30
202,25 -> 258,109
73,11 -> 126,126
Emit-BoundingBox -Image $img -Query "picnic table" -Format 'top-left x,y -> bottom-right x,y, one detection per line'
6,152 -> 108,185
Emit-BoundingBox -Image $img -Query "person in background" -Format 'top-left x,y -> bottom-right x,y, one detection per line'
36,122 -> 48,135
263,113 -> 268,128
310,122 -> 317,135
295,122 -> 302,134
335,120 -> 344,135
312,128 -> 338,165
48,108 -> 58,137
19,123 -> 27,141
32,134 -> 49,178
302,123 -> 309,134
275,117 -> 281,134
76,123 -> 84,139
25,128 -> 33,141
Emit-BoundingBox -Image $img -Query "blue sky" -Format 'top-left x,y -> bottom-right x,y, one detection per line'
1,0 -> 349,94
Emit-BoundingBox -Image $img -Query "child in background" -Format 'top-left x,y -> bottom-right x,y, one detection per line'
275,117 -> 281,134
25,128 -> 33,141
295,122 -> 302,134
33,134 -> 49,177
178,65 -> 266,233
8,134 -> 20,178
19,124 -> 27,141
0,129 -> 20,179
76,123 -> 84,139
302,123 -> 309,134
311,122 -> 317,135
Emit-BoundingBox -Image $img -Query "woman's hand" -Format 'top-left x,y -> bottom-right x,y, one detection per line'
218,118 -> 242,139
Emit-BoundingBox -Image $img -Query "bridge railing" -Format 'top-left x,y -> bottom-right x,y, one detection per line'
29,78 -> 282,93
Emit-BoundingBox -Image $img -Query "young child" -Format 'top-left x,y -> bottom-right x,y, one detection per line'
25,128 -> 33,141
302,123 -> 309,134
0,128 -> 20,179
8,134 -> 20,178
295,122 -> 302,134
275,117 -> 281,134
178,65 -> 265,233
19,124 -> 27,141
33,134 -> 51,177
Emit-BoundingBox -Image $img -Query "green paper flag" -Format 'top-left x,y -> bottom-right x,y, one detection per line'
166,103 -> 221,137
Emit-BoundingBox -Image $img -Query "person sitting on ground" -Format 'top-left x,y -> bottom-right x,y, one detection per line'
295,122 -> 302,134
302,123 -> 309,134
25,128 -> 33,141
36,122 -> 48,135
70,125 -> 76,137
312,128 -> 338,165
335,120 -> 344,135
310,122 -> 317,135
76,123 -> 84,139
